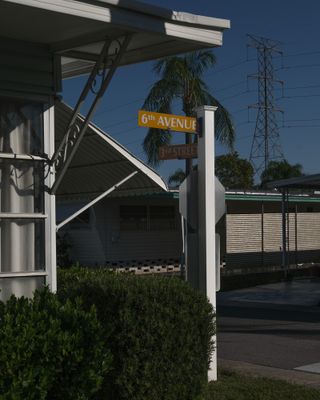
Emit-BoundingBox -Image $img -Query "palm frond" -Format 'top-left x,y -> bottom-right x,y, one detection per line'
143,128 -> 172,167
142,78 -> 180,112
168,168 -> 186,187
203,91 -> 235,149
185,50 -> 216,77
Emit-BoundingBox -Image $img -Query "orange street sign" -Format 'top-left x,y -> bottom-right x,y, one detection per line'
158,144 -> 198,160
138,110 -> 197,133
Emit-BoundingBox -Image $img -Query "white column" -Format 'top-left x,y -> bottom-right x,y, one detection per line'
196,105 -> 217,381
44,101 -> 57,292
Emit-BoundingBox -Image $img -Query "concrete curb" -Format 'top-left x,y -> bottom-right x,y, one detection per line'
218,358 -> 320,390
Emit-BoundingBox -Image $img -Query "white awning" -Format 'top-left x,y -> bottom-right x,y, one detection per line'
55,101 -> 167,199
0,0 -> 230,78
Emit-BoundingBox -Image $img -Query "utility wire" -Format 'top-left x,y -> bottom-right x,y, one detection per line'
282,124 -> 320,128
278,62 -> 320,71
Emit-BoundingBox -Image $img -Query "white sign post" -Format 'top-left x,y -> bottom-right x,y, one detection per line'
197,105 -> 217,381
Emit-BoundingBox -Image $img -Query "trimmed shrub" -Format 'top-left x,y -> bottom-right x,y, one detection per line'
58,268 -> 215,400
0,288 -> 111,400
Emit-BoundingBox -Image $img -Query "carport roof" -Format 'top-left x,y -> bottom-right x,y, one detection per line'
55,101 -> 167,199
0,0 -> 230,78
266,174 -> 320,190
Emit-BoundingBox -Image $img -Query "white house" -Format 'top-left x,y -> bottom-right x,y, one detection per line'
0,0 -> 230,300
56,102 -> 181,270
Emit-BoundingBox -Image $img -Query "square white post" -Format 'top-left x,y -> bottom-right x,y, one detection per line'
44,102 -> 57,292
196,105 -> 217,381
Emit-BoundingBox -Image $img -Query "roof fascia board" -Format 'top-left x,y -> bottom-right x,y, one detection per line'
86,0 -> 230,29
266,174 -> 320,189
225,194 -> 320,203
3,0 -> 226,46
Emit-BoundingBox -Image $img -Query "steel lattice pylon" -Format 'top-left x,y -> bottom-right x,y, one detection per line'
248,35 -> 284,177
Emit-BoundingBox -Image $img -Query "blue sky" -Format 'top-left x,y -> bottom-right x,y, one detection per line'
62,0 -> 320,182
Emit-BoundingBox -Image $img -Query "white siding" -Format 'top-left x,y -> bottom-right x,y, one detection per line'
59,196 -> 182,266
0,37 -> 59,96
297,213 -> 320,250
98,197 -> 181,263
226,214 -> 262,254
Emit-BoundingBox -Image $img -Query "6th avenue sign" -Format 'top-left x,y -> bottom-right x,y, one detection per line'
138,110 -> 199,160
138,110 -> 197,133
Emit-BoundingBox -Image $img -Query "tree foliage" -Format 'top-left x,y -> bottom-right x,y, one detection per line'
168,168 -> 186,188
215,152 -> 254,189
260,160 -> 303,187
142,51 -> 234,167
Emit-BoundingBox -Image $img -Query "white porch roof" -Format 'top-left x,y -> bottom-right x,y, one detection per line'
55,101 -> 167,199
0,0 -> 230,78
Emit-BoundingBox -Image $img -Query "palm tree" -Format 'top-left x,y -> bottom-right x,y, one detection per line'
168,168 -> 186,188
261,160 -> 303,187
142,50 -> 235,175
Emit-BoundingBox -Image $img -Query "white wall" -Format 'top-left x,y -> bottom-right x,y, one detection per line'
58,196 -> 182,266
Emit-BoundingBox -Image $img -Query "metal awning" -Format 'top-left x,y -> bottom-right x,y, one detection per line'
0,0 -> 230,78
55,101 -> 167,199
266,174 -> 320,190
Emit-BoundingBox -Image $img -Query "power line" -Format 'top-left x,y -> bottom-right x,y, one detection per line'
282,124 -> 320,128
213,80 -> 248,93
205,58 -> 255,77
98,116 -> 137,131
278,93 -> 320,100
220,89 -> 255,102
94,97 -> 144,117
284,118 -> 320,122
281,49 -> 320,59
279,62 -> 320,70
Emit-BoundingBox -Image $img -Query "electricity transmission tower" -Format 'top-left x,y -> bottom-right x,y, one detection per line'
248,35 -> 284,176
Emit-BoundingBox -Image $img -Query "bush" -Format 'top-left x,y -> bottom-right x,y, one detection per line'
58,268 -> 215,400
0,288 -> 111,400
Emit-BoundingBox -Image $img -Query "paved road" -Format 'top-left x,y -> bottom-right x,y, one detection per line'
216,279 -> 320,373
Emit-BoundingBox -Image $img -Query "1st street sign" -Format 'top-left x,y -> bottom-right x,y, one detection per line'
138,110 -> 197,133
159,143 -> 198,160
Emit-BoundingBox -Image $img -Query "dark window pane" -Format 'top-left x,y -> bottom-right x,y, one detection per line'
0,276 -> 45,302
0,219 -> 45,271
0,160 -> 44,213
0,99 -> 43,155
120,205 -> 147,231
150,206 -> 176,231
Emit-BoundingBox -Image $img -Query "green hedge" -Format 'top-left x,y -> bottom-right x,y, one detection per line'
58,268 -> 215,400
0,288 -> 111,400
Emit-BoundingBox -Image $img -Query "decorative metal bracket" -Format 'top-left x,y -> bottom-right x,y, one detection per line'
50,34 -> 132,195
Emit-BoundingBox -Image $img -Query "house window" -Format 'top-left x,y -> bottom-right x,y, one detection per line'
120,206 -> 147,230
0,98 -> 46,274
150,206 -> 176,231
120,205 -> 176,231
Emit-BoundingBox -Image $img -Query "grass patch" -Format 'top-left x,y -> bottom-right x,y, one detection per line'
204,370 -> 320,400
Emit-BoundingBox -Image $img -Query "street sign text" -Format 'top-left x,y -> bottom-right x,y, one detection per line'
158,144 -> 198,160
138,110 -> 197,133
